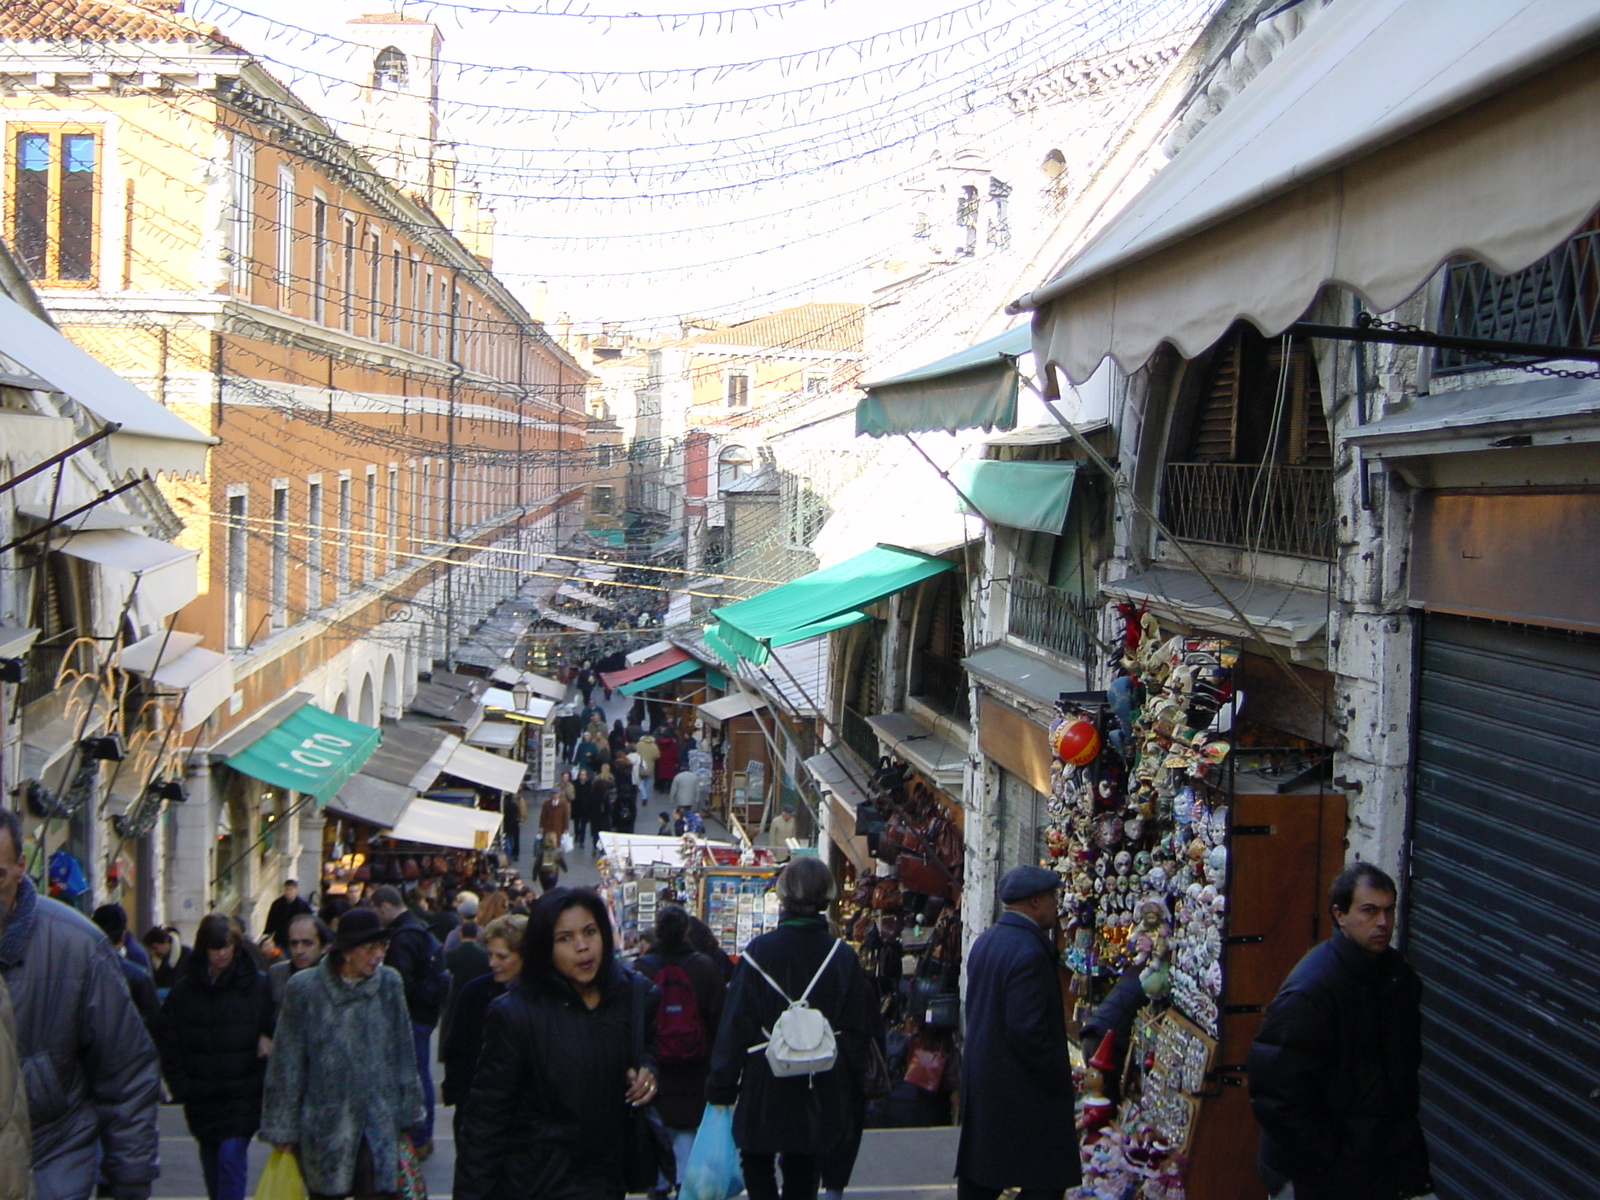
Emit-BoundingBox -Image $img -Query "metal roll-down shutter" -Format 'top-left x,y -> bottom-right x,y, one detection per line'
1408,614 -> 1600,1198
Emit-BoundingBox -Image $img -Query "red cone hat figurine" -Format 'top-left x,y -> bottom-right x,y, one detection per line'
1087,1027 -> 1118,1072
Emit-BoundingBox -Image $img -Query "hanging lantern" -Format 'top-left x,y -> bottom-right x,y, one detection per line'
1053,714 -> 1101,766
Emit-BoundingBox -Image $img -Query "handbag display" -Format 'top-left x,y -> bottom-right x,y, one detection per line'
903,1033 -> 948,1093
897,857 -> 952,901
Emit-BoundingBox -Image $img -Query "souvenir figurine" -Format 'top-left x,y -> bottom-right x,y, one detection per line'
1113,849 -> 1133,876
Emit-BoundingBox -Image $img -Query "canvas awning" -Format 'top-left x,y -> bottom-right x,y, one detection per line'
950,460 -> 1079,534
699,691 -> 767,725
223,704 -> 381,802
481,688 -> 556,725
488,667 -> 565,700
1012,0 -> 1600,383
865,711 -> 967,796
601,647 -> 691,690
0,627 -> 39,659
1104,567 -> 1329,649
326,720 -> 460,829
963,643 -> 1087,709
57,529 -> 198,620
467,722 -> 522,751
442,742 -> 527,793
116,630 -> 233,732
386,797 -> 502,850
707,543 -> 955,666
618,657 -> 699,696
856,325 -> 1030,436
626,640 -> 674,666
0,290 -> 215,478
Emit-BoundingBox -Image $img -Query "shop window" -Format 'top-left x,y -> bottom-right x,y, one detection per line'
592,484 -> 614,514
275,166 -> 295,308
1162,324 -> 1334,559
270,484 -> 289,630
311,196 -> 328,323
336,474 -> 352,596
229,135 -> 253,294
305,478 -> 324,609
9,128 -> 99,285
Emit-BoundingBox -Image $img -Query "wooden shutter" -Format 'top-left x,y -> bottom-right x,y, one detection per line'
1191,329 -> 1241,461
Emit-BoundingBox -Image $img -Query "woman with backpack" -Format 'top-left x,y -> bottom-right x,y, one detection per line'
454,889 -> 663,1200
705,858 -> 878,1200
636,905 -> 726,1198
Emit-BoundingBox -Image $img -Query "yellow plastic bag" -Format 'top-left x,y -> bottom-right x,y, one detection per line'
254,1149 -> 307,1200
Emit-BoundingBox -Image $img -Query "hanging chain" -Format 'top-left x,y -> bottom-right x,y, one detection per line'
1356,312 -> 1600,381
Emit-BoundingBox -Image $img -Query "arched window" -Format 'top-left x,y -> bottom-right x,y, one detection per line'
373,46 -> 408,90
718,445 -> 752,491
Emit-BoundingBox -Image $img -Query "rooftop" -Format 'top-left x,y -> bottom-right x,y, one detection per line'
0,0 -> 238,47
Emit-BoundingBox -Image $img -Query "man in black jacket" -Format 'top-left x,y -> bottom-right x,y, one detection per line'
373,886 -> 445,1156
262,880 -> 311,954
955,865 -> 1079,1200
1248,863 -> 1435,1200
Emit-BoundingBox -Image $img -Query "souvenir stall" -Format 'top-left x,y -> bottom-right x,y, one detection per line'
1049,613 -> 1344,1200
592,830 -> 757,957
833,756 -> 965,1126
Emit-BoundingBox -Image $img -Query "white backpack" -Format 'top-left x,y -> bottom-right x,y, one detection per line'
743,939 -> 842,1078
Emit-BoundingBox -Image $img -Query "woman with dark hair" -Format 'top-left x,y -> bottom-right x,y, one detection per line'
706,858 -> 878,1200
156,913 -> 274,1200
609,719 -> 629,756
441,914 -> 527,1136
636,904 -> 726,1195
455,889 -> 662,1200
143,925 -> 189,996
572,768 -> 598,852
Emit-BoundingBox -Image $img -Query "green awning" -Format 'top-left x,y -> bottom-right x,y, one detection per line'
705,667 -> 729,689
855,325 -> 1030,438
709,543 -> 956,666
617,657 -> 699,696
223,704 -> 382,803
951,460 -> 1079,534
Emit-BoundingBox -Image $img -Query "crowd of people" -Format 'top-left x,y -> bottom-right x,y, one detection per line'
0,780 -> 1433,1200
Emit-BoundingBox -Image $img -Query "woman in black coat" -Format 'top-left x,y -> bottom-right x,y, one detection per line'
440,914 -> 525,1116
705,859 -> 878,1200
454,889 -> 662,1200
156,914 -> 274,1200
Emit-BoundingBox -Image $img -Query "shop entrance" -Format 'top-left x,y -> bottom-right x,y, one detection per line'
1408,614 -> 1600,1198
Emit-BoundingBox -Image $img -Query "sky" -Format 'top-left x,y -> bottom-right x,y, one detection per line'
190,0 -> 1204,333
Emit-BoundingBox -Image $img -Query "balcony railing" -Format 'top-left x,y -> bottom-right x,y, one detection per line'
1163,462 -> 1333,560
913,649 -> 969,720
1007,577 -> 1100,673
1435,225 -> 1600,374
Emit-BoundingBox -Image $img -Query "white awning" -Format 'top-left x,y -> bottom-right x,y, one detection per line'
556,582 -> 616,609
118,631 -> 233,731
0,627 -> 39,659
699,691 -> 766,725
443,742 -> 527,793
0,290 -> 215,478
16,504 -> 147,531
481,687 -> 556,725
596,830 -> 732,868
488,667 -> 566,701
626,640 -> 674,666
1013,0 -> 1600,382
57,529 -> 198,619
467,722 -> 522,751
386,798 -> 502,850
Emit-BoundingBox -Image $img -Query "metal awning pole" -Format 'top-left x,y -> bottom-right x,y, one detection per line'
0,477 -> 145,555
1288,321 -> 1600,364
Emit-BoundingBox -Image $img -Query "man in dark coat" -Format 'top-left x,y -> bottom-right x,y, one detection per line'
262,880 -> 312,953
1248,863 -> 1434,1200
373,886 -> 446,1154
156,914 -> 274,1200
0,809 -> 160,1200
955,865 -> 1079,1200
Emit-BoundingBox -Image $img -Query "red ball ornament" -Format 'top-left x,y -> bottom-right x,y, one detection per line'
1053,715 -> 1101,766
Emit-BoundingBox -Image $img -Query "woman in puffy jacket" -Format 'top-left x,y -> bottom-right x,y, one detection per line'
454,889 -> 661,1200
156,914 -> 274,1200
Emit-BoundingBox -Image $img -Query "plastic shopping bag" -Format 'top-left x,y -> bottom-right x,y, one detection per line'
679,1104 -> 744,1200
560,831 -> 575,854
253,1149 -> 307,1200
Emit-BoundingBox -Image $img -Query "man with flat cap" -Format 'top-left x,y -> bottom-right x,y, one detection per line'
955,865 -> 1080,1200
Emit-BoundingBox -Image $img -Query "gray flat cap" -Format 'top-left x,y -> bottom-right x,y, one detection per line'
998,865 -> 1062,903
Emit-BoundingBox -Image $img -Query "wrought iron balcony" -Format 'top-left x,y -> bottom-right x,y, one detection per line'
913,649 -> 970,720
1007,577 -> 1100,672
1435,224 -> 1600,374
1162,462 -> 1333,560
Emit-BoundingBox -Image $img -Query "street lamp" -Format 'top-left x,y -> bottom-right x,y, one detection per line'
511,680 -> 533,712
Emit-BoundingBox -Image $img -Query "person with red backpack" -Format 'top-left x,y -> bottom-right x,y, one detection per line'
635,904 -> 726,1199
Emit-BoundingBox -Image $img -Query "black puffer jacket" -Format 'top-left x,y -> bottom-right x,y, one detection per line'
1248,933 -> 1433,1200
635,949 -> 725,1130
156,949 -> 274,1142
705,917 -> 877,1156
454,966 -> 658,1200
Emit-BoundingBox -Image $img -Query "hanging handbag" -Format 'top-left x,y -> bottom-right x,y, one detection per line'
624,976 -> 677,1193
869,878 -> 902,911
903,1033 -> 948,1093
854,799 -> 886,839
897,857 -> 952,901
863,1038 -> 893,1102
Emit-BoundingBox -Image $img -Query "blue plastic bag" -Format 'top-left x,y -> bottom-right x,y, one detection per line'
679,1104 -> 743,1200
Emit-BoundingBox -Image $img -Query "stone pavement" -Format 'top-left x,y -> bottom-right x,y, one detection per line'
151,1101 -> 960,1198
